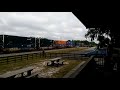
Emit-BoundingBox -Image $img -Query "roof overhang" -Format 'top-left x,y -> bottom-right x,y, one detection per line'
72,8 -> 118,30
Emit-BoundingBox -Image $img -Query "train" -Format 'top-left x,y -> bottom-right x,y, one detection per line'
0,34 -> 81,54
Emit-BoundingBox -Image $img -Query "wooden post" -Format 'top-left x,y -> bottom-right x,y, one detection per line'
40,53 -> 41,58
14,56 -> 16,63
50,53 -> 51,58
32,54 -> 33,59
21,72 -> 24,77
36,53 -> 37,59
35,53 -> 36,59
21,55 -> 22,61
7,57 -> 8,64
55,53 -> 57,57
27,70 -> 32,76
27,54 -> 28,60
48,53 -> 50,58
68,54 -> 69,59
74,54 -> 75,59
45,53 -> 46,58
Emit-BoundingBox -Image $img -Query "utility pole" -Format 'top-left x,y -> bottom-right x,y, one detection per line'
3,34 -> 4,48
35,37 -> 36,49
39,37 -> 40,49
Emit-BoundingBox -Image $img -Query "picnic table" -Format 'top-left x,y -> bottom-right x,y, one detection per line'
26,71 -> 40,78
47,57 -> 64,67
0,66 -> 34,78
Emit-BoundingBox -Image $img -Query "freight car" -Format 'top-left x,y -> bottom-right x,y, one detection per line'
0,34 -> 79,54
53,40 -> 67,49
36,38 -> 54,50
0,35 -> 36,53
66,40 -> 75,48
0,34 -> 54,53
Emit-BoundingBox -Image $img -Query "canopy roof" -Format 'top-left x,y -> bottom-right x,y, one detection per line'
72,7 -> 118,30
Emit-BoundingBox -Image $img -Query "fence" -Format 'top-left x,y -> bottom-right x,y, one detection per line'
75,55 -> 107,79
0,51 -> 92,65
0,53 -> 43,64
0,50 -> 107,65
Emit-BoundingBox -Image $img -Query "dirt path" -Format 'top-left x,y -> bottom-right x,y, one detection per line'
31,60 -> 65,78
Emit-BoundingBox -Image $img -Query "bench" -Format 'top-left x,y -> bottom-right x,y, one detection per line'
54,60 -> 64,65
26,71 -> 40,78
47,57 -> 64,67
0,66 -> 34,78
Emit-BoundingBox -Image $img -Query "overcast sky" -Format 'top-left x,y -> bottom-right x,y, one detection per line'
0,12 -> 96,42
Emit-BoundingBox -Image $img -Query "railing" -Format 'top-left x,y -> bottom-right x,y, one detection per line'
63,56 -> 95,78
63,55 -> 107,78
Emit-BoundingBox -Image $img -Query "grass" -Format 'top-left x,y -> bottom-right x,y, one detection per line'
47,47 -> 89,54
0,47 -> 89,75
51,59 -> 88,78
0,57 -> 48,74
0,58 -> 89,78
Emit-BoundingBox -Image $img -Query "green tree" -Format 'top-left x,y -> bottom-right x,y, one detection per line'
85,28 -> 111,48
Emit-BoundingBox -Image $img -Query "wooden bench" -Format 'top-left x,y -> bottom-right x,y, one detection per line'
0,66 -> 34,78
47,57 -> 64,67
26,71 -> 40,78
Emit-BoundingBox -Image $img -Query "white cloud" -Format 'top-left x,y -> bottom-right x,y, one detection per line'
0,12 -> 92,41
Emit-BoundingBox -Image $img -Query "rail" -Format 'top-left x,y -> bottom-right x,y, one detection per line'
63,56 -> 95,78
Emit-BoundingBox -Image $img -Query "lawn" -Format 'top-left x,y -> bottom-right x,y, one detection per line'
31,58 -> 88,78
51,60 -> 82,78
47,47 -> 89,53
0,47 -> 89,75
0,57 -> 48,74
